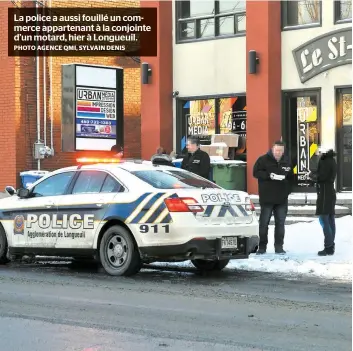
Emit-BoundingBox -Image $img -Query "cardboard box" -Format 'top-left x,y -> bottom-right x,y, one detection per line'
209,142 -> 229,159
212,134 -> 239,148
200,145 -> 211,154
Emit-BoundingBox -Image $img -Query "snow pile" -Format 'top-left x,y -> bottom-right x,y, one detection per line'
229,215 -> 352,281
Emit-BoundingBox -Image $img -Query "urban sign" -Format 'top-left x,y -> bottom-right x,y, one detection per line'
293,28 -> 352,83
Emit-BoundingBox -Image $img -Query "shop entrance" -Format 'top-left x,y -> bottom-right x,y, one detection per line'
282,90 -> 321,193
336,87 -> 352,192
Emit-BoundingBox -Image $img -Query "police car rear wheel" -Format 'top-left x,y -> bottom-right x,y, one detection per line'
191,259 -> 229,271
99,225 -> 141,276
0,225 -> 9,265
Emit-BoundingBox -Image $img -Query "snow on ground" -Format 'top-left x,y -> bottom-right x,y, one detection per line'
229,216 -> 352,281
157,216 -> 352,281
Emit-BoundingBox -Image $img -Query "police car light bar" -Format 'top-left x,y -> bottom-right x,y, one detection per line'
76,157 -> 122,164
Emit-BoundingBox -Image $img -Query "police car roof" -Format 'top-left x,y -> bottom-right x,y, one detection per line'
56,161 -> 178,173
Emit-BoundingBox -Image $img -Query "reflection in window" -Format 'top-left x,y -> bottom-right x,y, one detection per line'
219,96 -> 247,155
33,172 -> 75,197
343,94 -> 352,127
219,1 -> 246,13
335,0 -> 352,21
200,18 -> 215,37
180,21 -> 195,39
180,1 -> 215,18
184,99 -> 216,144
237,14 -> 246,32
283,0 -> 321,27
72,171 -> 107,194
176,0 -> 246,41
218,16 -> 235,36
101,175 -> 122,193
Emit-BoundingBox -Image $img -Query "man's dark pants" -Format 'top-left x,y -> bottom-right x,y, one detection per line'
319,214 -> 336,248
259,202 -> 288,249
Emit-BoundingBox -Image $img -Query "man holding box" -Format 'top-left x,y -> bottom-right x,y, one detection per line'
181,136 -> 211,179
253,141 -> 294,254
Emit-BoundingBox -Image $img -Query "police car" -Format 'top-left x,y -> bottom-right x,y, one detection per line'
0,158 -> 259,276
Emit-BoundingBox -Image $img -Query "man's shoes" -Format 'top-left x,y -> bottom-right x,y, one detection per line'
256,247 -> 266,255
275,247 -> 286,254
318,246 -> 334,256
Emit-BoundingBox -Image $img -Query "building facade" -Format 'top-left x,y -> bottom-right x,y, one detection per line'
0,0 -> 351,195
172,0 -> 352,194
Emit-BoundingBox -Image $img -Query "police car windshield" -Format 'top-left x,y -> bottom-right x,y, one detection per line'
131,170 -> 220,189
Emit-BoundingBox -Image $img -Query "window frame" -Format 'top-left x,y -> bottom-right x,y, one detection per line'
281,0 -> 322,31
334,0 -> 352,24
175,0 -> 246,44
281,88 -> 322,193
69,170 -> 126,195
30,171 -> 76,198
175,93 -> 247,155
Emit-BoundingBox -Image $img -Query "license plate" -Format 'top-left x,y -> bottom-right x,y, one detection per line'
221,236 -> 238,249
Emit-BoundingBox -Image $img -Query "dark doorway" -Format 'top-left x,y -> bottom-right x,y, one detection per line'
282,90 -> 321,193
336,87 -> 352,192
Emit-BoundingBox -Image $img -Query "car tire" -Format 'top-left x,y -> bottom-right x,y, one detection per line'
191,259 -> 229,271
214,259 -> 230,271
0,225 -> 9,265
99,225 -> 141,276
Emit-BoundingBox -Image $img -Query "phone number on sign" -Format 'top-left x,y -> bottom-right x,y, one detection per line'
79,120 -> 113,125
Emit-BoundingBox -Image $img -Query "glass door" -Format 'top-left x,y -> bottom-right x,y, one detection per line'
282,90 -> 321,192
336,88 -> 352,192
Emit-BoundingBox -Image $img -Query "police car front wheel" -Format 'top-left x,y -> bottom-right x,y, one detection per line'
99,225 -> 141,276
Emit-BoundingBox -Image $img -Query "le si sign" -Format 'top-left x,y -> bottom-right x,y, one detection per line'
292,28 -> 352,83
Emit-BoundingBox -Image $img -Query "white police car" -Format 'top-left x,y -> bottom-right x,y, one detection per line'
0,158 -> 259,276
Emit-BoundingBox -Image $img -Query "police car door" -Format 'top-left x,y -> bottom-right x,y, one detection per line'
5,171 -> 75,249
54,170 -> 120,249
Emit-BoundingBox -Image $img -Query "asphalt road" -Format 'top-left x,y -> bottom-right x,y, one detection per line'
0,261 -> 351,351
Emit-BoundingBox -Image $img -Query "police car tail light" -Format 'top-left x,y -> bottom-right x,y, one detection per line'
76,157 -> 122,164
164,197 -> 203,213
245,197 -> 256,212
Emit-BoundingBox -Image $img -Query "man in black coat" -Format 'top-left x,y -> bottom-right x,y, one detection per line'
253,141 -> 294,254
181,136 -> 211,179
309,148 -> 337,256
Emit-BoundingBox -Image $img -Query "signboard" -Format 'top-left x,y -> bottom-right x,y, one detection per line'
231,110 -> 247,137
187,112 -> 214,136
293,28 -> 352,83
61,64 -> 123,152
297,107 -> 311,176
75,87 -> 117,140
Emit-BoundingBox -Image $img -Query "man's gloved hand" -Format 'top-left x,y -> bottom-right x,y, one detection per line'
270,173 -> 285,181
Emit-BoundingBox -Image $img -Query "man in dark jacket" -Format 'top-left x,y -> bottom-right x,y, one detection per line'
309,147 -> 337,256
181,136 -> 211,179
253,141 -> 294,254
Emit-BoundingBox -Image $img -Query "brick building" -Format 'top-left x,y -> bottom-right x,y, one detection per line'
0,0 -> 143,189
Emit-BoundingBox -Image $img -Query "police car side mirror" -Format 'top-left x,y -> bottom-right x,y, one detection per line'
17,188 -> 31,199
5,186 -> 16,196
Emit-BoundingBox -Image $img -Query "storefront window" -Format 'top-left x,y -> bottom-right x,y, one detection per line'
283,91 -> 321,191
337,88 -> 352,191
177,96 -> 246,154
185,99 -> 216,143
219,96 -> 247,155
